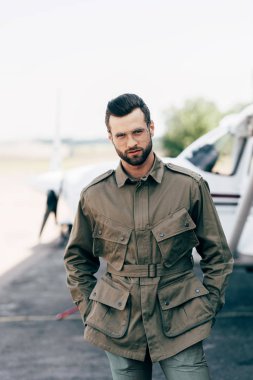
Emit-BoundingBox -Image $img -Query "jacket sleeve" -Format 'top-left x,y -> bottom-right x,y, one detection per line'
191,177 -> 234,315
64,191 -> 100,321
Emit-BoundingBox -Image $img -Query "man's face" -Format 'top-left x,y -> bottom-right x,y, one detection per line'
108,108 -> 154,166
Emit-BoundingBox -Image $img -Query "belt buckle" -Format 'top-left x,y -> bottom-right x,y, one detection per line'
148,264 -> 157,278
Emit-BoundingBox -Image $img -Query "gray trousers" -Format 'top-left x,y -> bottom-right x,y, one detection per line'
106,342 -> 211,380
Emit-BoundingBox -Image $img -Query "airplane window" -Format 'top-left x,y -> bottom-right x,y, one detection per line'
187,133 -> 245,175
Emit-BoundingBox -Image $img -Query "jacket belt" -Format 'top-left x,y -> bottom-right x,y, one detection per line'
107,257 -> 193,278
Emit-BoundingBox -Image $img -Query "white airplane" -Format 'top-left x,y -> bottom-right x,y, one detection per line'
32,104 -> 253,263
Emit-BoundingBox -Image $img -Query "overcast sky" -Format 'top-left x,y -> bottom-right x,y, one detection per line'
1,0 -> 253,141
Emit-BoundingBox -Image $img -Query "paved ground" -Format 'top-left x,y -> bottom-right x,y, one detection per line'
0,240 -> 253,380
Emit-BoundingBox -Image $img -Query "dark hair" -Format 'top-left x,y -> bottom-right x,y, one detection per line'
105,93 -> 151,132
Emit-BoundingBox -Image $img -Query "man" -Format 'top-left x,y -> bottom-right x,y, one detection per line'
64,94 -> 233,379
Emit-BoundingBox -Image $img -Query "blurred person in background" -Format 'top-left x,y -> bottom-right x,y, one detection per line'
64,93 -> 233,380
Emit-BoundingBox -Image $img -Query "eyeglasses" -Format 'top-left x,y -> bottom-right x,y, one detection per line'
111,127 -> 150,145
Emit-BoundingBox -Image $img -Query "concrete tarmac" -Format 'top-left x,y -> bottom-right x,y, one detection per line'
0,240 -> 253,380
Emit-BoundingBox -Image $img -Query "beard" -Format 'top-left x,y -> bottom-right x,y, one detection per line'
114,139 -> 153,166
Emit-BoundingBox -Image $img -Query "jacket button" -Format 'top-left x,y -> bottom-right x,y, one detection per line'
164,300 -> 170,306
120,237 -> 124,241
195,288 -> 200,293
118,302 -> 122,307
93,292 -> 96,296
160,233 -> 165,237
98,230 -> 102,235
185,222 -> 189,227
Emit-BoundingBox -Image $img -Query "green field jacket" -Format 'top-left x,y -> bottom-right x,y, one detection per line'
64,155 -> 233,362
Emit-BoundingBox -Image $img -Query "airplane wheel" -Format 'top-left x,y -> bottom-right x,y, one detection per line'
60,224 -> 72,246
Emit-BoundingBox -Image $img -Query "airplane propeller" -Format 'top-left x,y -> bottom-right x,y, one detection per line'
39,189 -> 59,237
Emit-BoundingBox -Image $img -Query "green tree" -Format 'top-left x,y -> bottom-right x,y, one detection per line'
162,98 -> 222,157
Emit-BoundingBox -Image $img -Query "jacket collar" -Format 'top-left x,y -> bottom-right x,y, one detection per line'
115,154 -> 164,188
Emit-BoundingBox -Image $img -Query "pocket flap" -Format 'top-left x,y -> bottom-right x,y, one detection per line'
93,216 -> 131,245
89,277 -> 129,310
158,275 -> 209,310
152,208 -> 196,242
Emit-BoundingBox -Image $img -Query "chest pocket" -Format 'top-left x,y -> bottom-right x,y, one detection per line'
93,215 -> 132,271
152,208 -> 199,267
86,276 -> 131,338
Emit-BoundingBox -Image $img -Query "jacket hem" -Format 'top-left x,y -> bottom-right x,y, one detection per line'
84,323 -> 212,363
151,328 -> 211,362
84,334 -> 146,362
